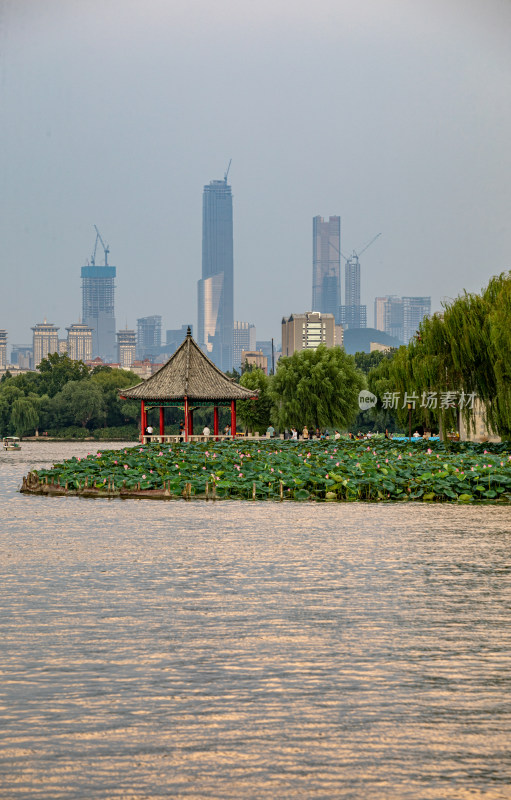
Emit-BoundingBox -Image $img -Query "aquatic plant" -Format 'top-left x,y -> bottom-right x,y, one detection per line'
23,439 -> 511,503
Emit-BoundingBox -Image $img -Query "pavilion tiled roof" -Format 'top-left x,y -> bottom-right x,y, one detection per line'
120,329 -> 259,402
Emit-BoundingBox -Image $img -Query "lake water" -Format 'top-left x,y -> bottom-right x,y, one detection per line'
1,442 -> 511,799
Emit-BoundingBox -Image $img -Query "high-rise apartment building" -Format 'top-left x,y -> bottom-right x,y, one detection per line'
312,216 -> 341,321
281,311 -> 338,356
403,296 -> 431,343
117,328 -> 137,368
81,236 -> 116,362
66,322 -> 93,362
233,321 -> 256,372
0,330 -> 7,370
137,315 -> 162,360
32,321 -> 59,367
198,174 -> 234,371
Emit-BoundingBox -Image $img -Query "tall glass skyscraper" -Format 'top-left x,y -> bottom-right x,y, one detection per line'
81,232 -> 116,362
312,216 -> 341,322
339,253 -> 367,329
198,175 -> 234,371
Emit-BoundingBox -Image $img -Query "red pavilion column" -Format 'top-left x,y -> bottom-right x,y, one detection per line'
184,397 -> 189,442
141,400 -> 146,442
159,406 -> 165,437
213,405 -> 219,439
231,400 -> 236,438
188,409 -> 194,437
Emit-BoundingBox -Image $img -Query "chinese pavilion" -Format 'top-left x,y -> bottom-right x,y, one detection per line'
119,328 -> 258,441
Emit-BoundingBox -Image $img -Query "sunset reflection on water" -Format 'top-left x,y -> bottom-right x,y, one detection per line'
1,443 -> 510,798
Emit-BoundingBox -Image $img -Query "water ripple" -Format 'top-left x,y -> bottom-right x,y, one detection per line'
1,443 -> 510,798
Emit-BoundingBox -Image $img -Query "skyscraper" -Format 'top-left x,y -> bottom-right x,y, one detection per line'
373,295 -> 430,343
0,330 -> 7,371
137,315 -> 162,360
312,216 -> 341,321
81,228 -> 116,361
66,322 -> 93,361
233,321 -> 256,372
374,296 -> 404,343
402,296 -> 431,343
32,321 -> 59,367
117,328 -> 136,368
339,253 -> 367,329
198,173 -> 234,371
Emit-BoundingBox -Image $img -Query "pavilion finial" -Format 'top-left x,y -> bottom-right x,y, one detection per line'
186,326 -> 191,337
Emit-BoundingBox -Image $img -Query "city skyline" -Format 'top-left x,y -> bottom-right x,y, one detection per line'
1,2 -> 509,348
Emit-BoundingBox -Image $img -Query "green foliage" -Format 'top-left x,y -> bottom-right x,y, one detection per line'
270,345 -> 365,430
38,353 -> 90,397
353,350 -> 394,375
91,368 -> 142,427
224,368 -> 241,382
11,396 -> 39,436
237,369 -> 273,432
32,439 -> 511,503
52,380 -> 106,428
367,272 -> 511,440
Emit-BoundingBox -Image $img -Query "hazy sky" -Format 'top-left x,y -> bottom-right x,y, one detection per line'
1,0 -> 510,349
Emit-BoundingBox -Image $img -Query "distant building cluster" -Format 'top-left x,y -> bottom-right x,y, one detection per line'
374,295 -> 431,344
1,172 -> 432,379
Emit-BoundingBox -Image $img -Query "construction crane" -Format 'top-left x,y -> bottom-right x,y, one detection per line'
224,159 -> 232,183
90,225 -> 110,266
341,232 -> 382,263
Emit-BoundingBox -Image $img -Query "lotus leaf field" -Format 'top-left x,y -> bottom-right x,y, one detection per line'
22,439 -> 511,503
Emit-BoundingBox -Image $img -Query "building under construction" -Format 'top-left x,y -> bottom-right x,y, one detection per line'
81,226 -> 116,361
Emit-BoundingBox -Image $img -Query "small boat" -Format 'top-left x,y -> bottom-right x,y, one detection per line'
3,436 -> 21,450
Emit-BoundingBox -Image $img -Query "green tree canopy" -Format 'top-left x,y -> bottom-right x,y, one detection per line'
52,380 -> 106,428
11,396 -> 39,436
270,345 -> 365,431
38,353 -> 90,397
367,272 -> 511,439
237,369 -> 273,433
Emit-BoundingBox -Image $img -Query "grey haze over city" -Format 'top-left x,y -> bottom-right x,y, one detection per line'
1,0 -> 510,348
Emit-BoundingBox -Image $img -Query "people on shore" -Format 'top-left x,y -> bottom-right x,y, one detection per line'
203,425 -> 210,439
302,426 -> 309,439
266,424 -> 275,438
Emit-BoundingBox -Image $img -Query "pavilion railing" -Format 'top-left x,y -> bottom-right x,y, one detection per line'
141,434 -> 282,444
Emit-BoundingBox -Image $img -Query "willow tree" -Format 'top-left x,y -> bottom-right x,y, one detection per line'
482,273 -> 511,435
270,345 -> 365,431
236,368 -> 273,433
11,396 -> 39,436
369,272 -> 511,439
